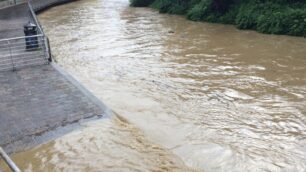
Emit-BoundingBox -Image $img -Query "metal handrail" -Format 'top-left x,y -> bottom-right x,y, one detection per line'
0,34 -> 44,42
0,147 -> 21,172
27,0 -> 44,35
0,34 -> 49,71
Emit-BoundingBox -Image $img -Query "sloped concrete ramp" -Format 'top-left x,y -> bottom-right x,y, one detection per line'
0,64 -> 107,153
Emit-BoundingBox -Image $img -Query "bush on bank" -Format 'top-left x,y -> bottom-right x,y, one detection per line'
130,0 -> 155,7
130,0 -> 306,37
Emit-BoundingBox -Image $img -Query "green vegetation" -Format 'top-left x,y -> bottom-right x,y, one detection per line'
130,0 -> 306,37
130,0 -> 154,7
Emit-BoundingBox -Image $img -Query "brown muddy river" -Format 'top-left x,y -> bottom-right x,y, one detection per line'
2,0 -> 306,171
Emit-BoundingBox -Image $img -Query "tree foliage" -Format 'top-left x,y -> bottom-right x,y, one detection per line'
130,0 -> 306,37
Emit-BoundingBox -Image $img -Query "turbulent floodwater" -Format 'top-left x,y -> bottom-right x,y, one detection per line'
3,0 -> 306,171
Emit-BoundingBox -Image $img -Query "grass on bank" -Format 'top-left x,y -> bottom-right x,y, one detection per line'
130,0 -> 306,37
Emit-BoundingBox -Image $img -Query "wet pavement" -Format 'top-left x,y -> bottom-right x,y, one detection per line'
0,64 -> 106,153
0,3 -> 29,39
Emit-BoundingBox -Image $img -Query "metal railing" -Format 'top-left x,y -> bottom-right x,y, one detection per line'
0,147 -> 21,172
0,35 -> 50,71
28,0 -> 44,34
0,0 -> 52,72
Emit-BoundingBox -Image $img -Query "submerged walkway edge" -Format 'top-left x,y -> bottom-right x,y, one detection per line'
0,0 -> 111,154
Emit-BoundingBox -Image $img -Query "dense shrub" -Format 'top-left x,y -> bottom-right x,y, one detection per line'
187,0 -> 213,21
130,0 -> 306,37
285,9 -> 306,36
235,2 -> 262,29
187,0 -> 240,23
149,0 -> 201,14
235,1 -> 306,36
130,0 -> 155,7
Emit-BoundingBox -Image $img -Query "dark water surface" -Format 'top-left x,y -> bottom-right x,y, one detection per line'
2,0 -> 306,171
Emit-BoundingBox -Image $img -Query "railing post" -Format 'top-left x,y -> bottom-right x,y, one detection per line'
7,40 -> 15,71
42,36 -> 51,64
45,36 -> 52,62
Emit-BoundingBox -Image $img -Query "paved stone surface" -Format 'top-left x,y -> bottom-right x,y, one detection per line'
0,3 -> 29,39
0,65 -> 105,153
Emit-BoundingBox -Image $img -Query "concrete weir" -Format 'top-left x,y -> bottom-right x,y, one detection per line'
0,0 -> 108,154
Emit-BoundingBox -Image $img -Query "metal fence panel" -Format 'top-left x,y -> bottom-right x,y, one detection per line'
0,35 -> 49,71
0,0 -> 52,72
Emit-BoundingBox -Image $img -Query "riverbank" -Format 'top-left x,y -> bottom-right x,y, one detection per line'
130,0 -> 306,37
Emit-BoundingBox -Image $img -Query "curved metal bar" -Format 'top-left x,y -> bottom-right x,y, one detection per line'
0,147 -> 21,172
